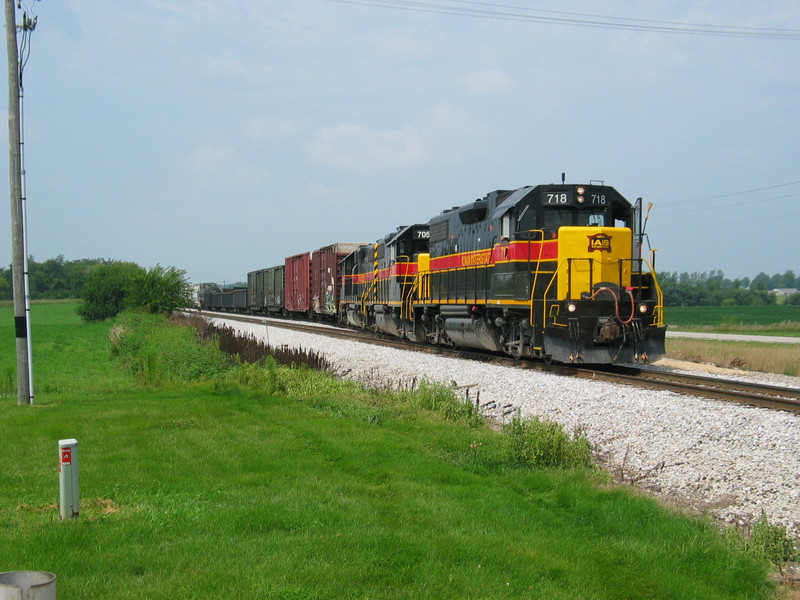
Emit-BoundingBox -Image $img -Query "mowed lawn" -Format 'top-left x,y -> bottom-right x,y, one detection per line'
666,305 -> 800,334
0,304 -> 774,599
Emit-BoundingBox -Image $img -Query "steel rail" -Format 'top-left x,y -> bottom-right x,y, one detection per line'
198,310 -> 800,413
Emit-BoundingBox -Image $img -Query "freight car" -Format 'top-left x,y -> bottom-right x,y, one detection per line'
247,265 -> 284,314
203,287 -> 247,312
236,243 -> 364,319
202,181 -> 666,364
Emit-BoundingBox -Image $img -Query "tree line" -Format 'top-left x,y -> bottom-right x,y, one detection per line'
1,255 -> 192,321
657,270 -> 799,306
2,256 -> 798,308
0,255 -> 107,300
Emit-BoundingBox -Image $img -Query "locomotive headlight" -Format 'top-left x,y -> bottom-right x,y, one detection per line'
567,302 -> 577,313
638,304 -> 648,314
576,187 -> 585,195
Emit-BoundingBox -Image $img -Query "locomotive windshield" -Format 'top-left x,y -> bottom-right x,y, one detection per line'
394,225 -> 430,260
516,204 -> 537,232
543,207 -> 607,228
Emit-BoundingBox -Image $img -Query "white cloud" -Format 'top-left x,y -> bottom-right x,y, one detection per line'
310,124 -> 427,173
429,102 -> 470,131
462,70 -> 511,94
244,116 -> 297,141
183,142 -> 267,189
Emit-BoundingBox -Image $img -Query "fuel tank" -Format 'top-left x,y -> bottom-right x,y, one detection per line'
443,317 -> 503,352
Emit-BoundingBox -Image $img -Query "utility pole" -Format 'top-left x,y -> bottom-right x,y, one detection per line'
5,0 -> 31,405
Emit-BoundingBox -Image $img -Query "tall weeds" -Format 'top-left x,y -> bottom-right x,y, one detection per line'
110,311 -> 229,384
666,338 -> 800,376
505,416 -> 594,469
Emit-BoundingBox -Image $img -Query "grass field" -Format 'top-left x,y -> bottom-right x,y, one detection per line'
0,304 -> 783,599
665,338 -> 800,376
666,305 -> 800,335
663,305 -> 800,375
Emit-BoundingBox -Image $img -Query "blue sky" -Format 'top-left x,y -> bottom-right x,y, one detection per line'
2,0 -> 798,284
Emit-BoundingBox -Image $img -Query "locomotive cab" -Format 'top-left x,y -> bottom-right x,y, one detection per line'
340,225 -> 429,339
536,186 -> 665,363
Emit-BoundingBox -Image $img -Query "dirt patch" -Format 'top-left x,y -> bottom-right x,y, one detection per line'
653,357 -> 747,376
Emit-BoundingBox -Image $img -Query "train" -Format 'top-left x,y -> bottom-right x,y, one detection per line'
201,182 -> 667,364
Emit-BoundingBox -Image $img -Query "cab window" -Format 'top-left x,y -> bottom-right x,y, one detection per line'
543,208 -> 607,227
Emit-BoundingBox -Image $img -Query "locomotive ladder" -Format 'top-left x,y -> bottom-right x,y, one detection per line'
359,278 -> 379,324
401,275 -> 419,322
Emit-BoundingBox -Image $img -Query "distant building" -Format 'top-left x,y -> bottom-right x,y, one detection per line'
770,288 -> 799,305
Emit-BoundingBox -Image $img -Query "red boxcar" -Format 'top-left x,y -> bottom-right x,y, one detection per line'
284,251 -> 312,314
310,243 -> 364,317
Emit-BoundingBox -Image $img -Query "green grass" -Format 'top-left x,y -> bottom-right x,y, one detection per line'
0,303 -> 778,599
666,305 -> 800,335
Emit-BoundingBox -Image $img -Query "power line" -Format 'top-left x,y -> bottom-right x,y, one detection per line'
447,1 -> 800,34
659,180 -> 800,208
656,210 -> 800,231
323,0 -> 800,40
658,192 -> 800,216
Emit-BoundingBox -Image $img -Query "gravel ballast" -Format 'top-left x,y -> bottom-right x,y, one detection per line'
210,316 -> 800,539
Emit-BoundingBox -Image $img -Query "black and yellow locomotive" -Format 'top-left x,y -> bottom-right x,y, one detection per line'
340,183 -> 666,364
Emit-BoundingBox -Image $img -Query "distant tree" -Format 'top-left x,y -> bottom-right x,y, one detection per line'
772,270 -> 797,289
657,269 -> 794,306
127,264 -> 192,315
77,262 -> 146,321
77,261 -> 193,322
0,266 -> 11,301
750,272 -> 770,291
63,258 -> 109,298
29,255 -> 69,299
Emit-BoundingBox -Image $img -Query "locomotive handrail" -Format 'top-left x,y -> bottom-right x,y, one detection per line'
616,257 -> 665,327
540,256 -> 603,328
525,230 -> 547,329
650,270 -> 665,327
540,260 -> 565,328
359,277 -> 378,317
642,257 -> 665,327
402,273 -> 419,321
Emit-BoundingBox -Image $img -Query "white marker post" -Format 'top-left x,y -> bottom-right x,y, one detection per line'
58,439 -> 79,519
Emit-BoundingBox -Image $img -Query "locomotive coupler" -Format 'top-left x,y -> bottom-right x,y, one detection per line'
595,317 -> 621,342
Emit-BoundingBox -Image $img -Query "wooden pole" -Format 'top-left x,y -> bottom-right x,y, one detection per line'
5,0 -> 32,405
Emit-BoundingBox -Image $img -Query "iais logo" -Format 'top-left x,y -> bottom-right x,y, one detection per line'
587,233 -> 612,253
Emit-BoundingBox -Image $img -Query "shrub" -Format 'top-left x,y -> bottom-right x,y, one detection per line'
404,379 -> 483,426
745,513 -> 798,567
505,416 -> 593,470
229,357 -> 286,394
127,264 -> 193,315
77,262 -> 145,321
78,262 -> 192,322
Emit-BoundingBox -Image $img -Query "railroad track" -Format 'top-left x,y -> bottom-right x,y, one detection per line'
198,310 -> 800,413
575,366 -> 800,412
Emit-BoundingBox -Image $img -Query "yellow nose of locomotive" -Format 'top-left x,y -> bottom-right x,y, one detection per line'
556,226 -> 632,299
